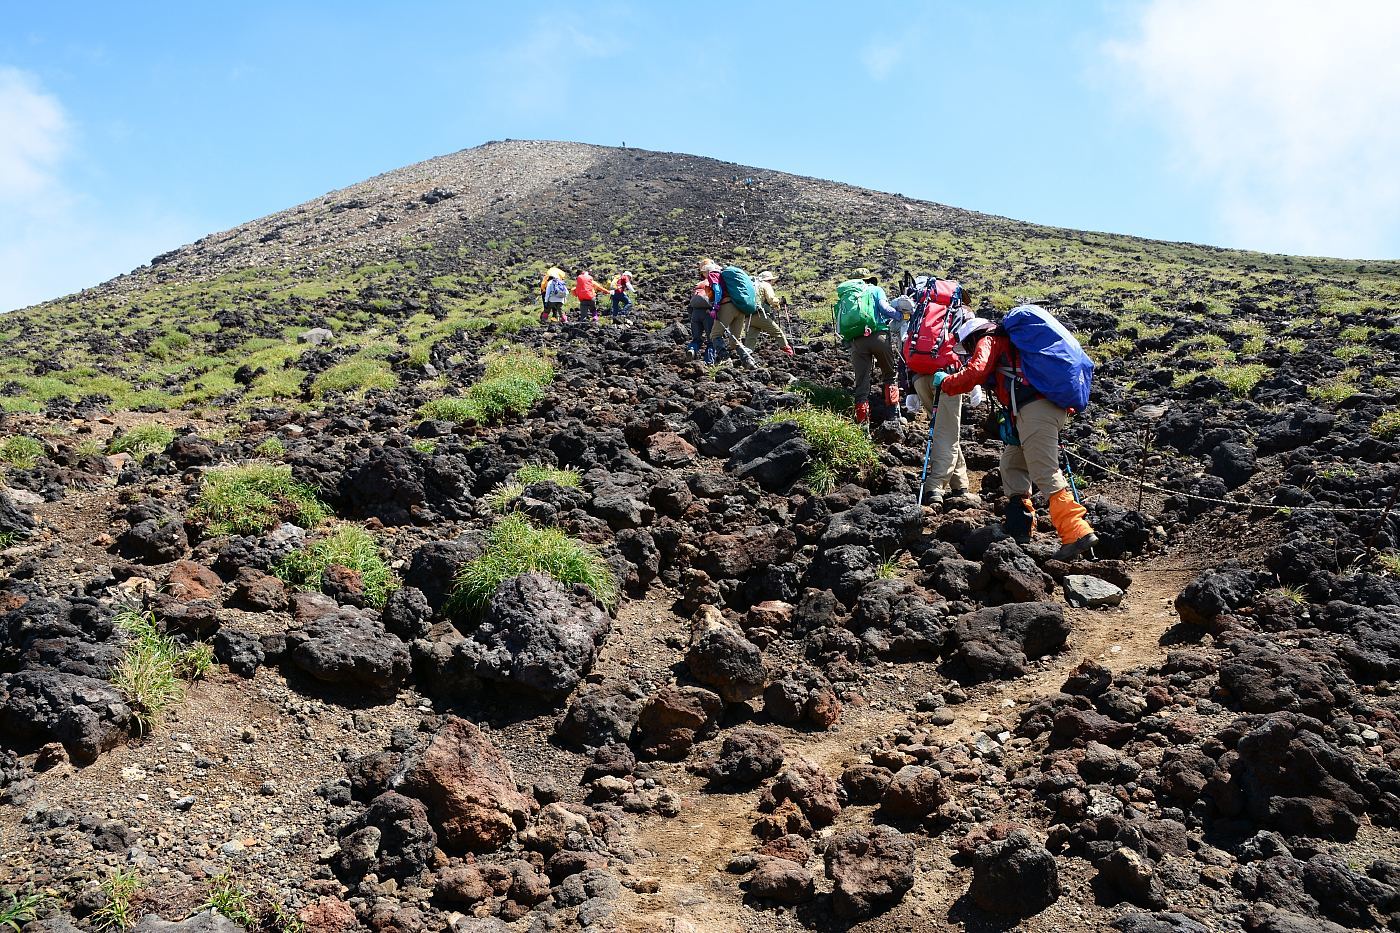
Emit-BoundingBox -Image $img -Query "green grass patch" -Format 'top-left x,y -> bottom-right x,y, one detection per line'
202,872 -> 255,928
311,359 -> 397,398
1213,363 -> 1271,396
791,380 -> 852,413
1309,369 -> 1361,403
1372,410 -> 1400,439
1,890 -> 47,931
112,608 -> 214,733
448,514 -> 617,616
764,405 -> 878,490
108,424 -> 175,458
486,464 -> 581,512
275,524 -> 397,608
255,437 -> 287,458
0,436 -> 43,469
193,464 -> 330,535
419,348 -> 555,424
92,869 -> 142,931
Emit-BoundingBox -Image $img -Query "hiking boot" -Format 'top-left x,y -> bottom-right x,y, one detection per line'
1053,532 -> 1099,562
854,402 -> 870,425
924,489 -> 944,507
883,384 -> 900,406
947,490 -> 983,509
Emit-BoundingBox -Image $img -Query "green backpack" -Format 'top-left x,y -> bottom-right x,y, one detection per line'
833,279 -> 879,340
720,266 -> 759,315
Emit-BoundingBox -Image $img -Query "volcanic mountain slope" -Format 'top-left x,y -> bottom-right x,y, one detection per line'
0,141 -> 1399,933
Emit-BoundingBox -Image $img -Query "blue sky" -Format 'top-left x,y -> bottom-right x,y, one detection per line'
3,1 -> 1399,311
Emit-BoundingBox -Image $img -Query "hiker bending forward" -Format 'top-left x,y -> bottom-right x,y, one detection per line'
743,271 -> 794,357
705,260 -> 757,369
935,319 -> 1098,560
844,268 -> 900,424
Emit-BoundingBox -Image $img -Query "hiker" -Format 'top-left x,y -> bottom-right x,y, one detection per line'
934,311 -> 1099,560
540,270 -> 570,324
574,270 -> 602,322
688,260 -> 722,359
539,266 -> 566,312
609,271 -> 635,321
832,268 -> 900,424
904,277 -> 977,505
706,262 -> 759,369
742,271 -> 794,357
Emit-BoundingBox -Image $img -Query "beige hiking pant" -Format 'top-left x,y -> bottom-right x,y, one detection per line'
1001,397 -> 1069,500
708,300 -> 751,357
743,308 -> 791,350
850,333 -> 896,404
913,374 -> 970,493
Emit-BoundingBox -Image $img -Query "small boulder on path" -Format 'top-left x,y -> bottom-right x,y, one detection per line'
968,828 -> 1060,917
824,826 -> 916,918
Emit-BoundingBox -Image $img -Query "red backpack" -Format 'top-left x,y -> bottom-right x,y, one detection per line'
902,279 -> 964,375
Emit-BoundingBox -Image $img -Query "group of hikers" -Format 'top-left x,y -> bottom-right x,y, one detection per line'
533,257 -> 1099,562
828,266 -> 1100,562
538,267 -> 634,324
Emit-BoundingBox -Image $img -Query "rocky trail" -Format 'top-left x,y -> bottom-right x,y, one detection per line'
1,141 -> 1400,933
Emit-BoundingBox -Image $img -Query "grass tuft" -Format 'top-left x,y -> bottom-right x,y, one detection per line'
203,872 -> 255,927
764,405 -> 878,488
108,424 -> 175,458
448,513 -> 617,617
418,349 -> 554,424
0,436 -> 43,470
0,891 -> 47,932
311,359 -> 397,398
111,608 -> 214,733
192,464 -> 329,535
1371,410 -> 1400,439
487,464 -> 581,512
275,524 -> 397,607
92,869 -> 142,931
254,437 -> 287,459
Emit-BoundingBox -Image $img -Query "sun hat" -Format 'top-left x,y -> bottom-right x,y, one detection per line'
852,267 -> 878,283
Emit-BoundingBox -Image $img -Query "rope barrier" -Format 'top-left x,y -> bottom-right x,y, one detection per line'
1060,443 -> 1391,515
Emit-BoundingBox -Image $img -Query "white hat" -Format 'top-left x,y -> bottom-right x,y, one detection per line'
757,271 -> 776,282
956,317 -> 993,344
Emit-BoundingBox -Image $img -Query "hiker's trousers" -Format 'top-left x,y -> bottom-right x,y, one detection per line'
1001,398 -> 1070,500
688,306 -> 713,350
850,333 -> 896,404
708,300 -> 750,357
743,308 -> 791,350
913,374 -> 970,494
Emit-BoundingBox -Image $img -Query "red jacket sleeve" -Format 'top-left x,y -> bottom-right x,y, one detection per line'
940,335 -> 998,396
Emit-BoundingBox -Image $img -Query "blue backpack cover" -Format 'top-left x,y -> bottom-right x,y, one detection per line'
1001,305 -> 1094,412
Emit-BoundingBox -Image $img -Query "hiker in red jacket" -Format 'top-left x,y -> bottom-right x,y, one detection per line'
935,318 -> 1098,560
574,271 -> 601,322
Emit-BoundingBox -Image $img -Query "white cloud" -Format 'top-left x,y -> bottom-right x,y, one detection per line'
1106,0 -> 1400,258
0,67 -> 194,312
861,40 -> 902,82
488,14 -> 623,114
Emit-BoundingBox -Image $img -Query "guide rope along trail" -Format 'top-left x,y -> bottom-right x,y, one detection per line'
1060,442 -> 1391,514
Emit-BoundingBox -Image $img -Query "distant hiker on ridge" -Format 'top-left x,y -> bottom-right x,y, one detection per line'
832,268 -> 900,424
743,271 -> 794,358
574,270 -> 602,323
540,269 -> 570,324
935,308 -> 1098,560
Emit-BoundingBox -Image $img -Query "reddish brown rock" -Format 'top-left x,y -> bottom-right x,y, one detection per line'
632,686 -> 723,760
400,716 -> 533,852
298,897 -> 358,933
166,560 -> 222,602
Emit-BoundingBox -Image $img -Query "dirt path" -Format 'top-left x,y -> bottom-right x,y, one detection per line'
613,561 -> 1194,933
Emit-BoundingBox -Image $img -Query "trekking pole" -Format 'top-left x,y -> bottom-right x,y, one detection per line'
918,387 -> 941,506
1061,442 -> 1083,505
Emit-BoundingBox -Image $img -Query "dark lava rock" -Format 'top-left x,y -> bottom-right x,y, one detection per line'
820,493 -> 924,550
381,585 -> 432,640
686,623 -> 766,704
760,757 -> 842,828
454,572 -> 610,700
0,491 -> 37,541
951,601 -> 1069,682
228,567 -> 288,612
133,910 -> 247,933
1112,913 -> 1211,933
0,670 -> 133,764
1219,644 -> 1343,718
336,444 -> 475,525
762,668 -> 841,729
402,534 -> 483,612
332,790 -> 436,882
116,502 -> 187,564
555,683 -> 644,749
968,829 -> 1060,917
701,727 -> 785,788
1097,846 -> 1167,909
730,421 -> 813,491
284,608 -> 411,696
824,826 -> 916,919
1175,568 -> 1259,631
975,538 -> 1051,602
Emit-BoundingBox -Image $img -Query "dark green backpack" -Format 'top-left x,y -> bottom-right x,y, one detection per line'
720,266 -> 759,315
833,279 -> 878,340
